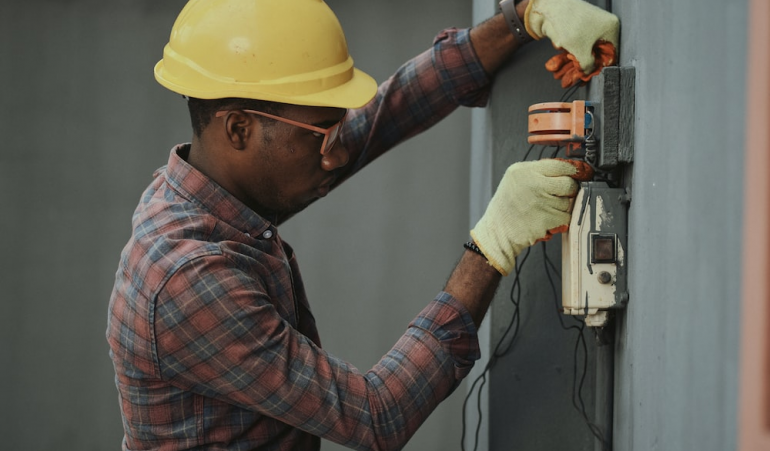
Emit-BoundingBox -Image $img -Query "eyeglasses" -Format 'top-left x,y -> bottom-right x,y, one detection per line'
215,109 -> 347,155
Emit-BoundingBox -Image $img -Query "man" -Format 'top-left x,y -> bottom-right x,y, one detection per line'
107,0 -> 619,449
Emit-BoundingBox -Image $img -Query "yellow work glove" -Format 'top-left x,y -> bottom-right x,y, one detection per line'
470,159 -> 593,276
525,0 -> 619,74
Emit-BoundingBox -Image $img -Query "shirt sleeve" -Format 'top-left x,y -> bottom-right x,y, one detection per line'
154,254 -> 480,450
335,27 -> 492,185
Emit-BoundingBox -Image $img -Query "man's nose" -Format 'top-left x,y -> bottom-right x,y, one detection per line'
321,142 -> 349,171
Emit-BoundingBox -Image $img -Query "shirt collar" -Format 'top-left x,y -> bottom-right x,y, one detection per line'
162,144 -> 275,238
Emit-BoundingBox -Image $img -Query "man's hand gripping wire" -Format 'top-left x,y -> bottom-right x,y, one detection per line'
470,158 -> 593,276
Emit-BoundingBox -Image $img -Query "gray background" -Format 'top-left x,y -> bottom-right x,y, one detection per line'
0,0 -> 472,450
0,0 -> 750,450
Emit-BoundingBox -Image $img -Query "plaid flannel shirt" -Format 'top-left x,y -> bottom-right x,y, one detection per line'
108,28 -> 491,451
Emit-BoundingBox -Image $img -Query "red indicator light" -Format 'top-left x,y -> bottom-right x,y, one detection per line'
592,235 -> 616,263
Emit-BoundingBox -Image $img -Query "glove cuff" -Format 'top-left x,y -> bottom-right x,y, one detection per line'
523,0 -> 545,40
470,230 -> 515,277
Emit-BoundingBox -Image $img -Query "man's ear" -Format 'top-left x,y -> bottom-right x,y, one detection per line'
221,111 -> 257,150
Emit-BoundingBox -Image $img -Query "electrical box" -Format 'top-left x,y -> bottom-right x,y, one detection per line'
561,182 -> 629,327
527,67 -> 635,169
527,66 -> 635,327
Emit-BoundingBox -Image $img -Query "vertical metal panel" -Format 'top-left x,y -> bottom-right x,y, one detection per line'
476,0 -> 747,450
611,0 -> 745,450
482,33 -> 603,451
739,0 -> 770,448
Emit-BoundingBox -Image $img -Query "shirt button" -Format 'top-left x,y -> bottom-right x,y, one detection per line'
262,230 -> 273,239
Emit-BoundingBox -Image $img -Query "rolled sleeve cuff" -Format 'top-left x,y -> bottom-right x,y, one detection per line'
432,28 -> 492,108
409,291 -> 481,381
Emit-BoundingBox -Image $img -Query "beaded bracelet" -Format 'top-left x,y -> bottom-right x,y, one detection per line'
464,241 -> 487,258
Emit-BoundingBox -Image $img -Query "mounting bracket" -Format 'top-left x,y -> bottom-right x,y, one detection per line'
586,66 -> 636,170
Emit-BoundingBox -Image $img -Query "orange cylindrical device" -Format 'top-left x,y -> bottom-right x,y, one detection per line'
528,101 -> 589,154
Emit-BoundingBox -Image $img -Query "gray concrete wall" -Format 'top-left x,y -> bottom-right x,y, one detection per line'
611,0 -> 744,449
0,1 -> 473,450
473,0 -> 747,449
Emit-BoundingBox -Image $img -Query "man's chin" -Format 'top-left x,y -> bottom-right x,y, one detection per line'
277,198 -> 318,217
255,194 -> 322,220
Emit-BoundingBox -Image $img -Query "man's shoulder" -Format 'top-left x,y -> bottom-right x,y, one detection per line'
116,169 -> 274,302
117,182 -> 223,291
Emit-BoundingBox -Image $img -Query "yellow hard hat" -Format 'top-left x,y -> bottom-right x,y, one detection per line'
154,0 -> 377,109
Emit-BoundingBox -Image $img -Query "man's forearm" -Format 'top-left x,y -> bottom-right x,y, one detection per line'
444,250 -> 503,327
469,0 -> 532,75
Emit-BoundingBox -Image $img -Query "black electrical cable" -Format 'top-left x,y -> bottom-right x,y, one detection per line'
540,242 -> 586,411
522,142 -> 538,161
562,84 -> 582,103
546,79 -> 614,450
461,83 -> 587,450
542,243 -> 611,451
460,248 -> 531,451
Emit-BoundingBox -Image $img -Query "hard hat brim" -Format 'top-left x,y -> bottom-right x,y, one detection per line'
154,61 -> 378,110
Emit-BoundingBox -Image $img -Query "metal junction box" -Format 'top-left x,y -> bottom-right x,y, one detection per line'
562,181 -> 629,327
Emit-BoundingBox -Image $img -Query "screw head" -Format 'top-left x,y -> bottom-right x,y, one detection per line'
597,271 -> 612,284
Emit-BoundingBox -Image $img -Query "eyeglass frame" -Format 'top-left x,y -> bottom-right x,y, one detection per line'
215,108 -> 347,155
